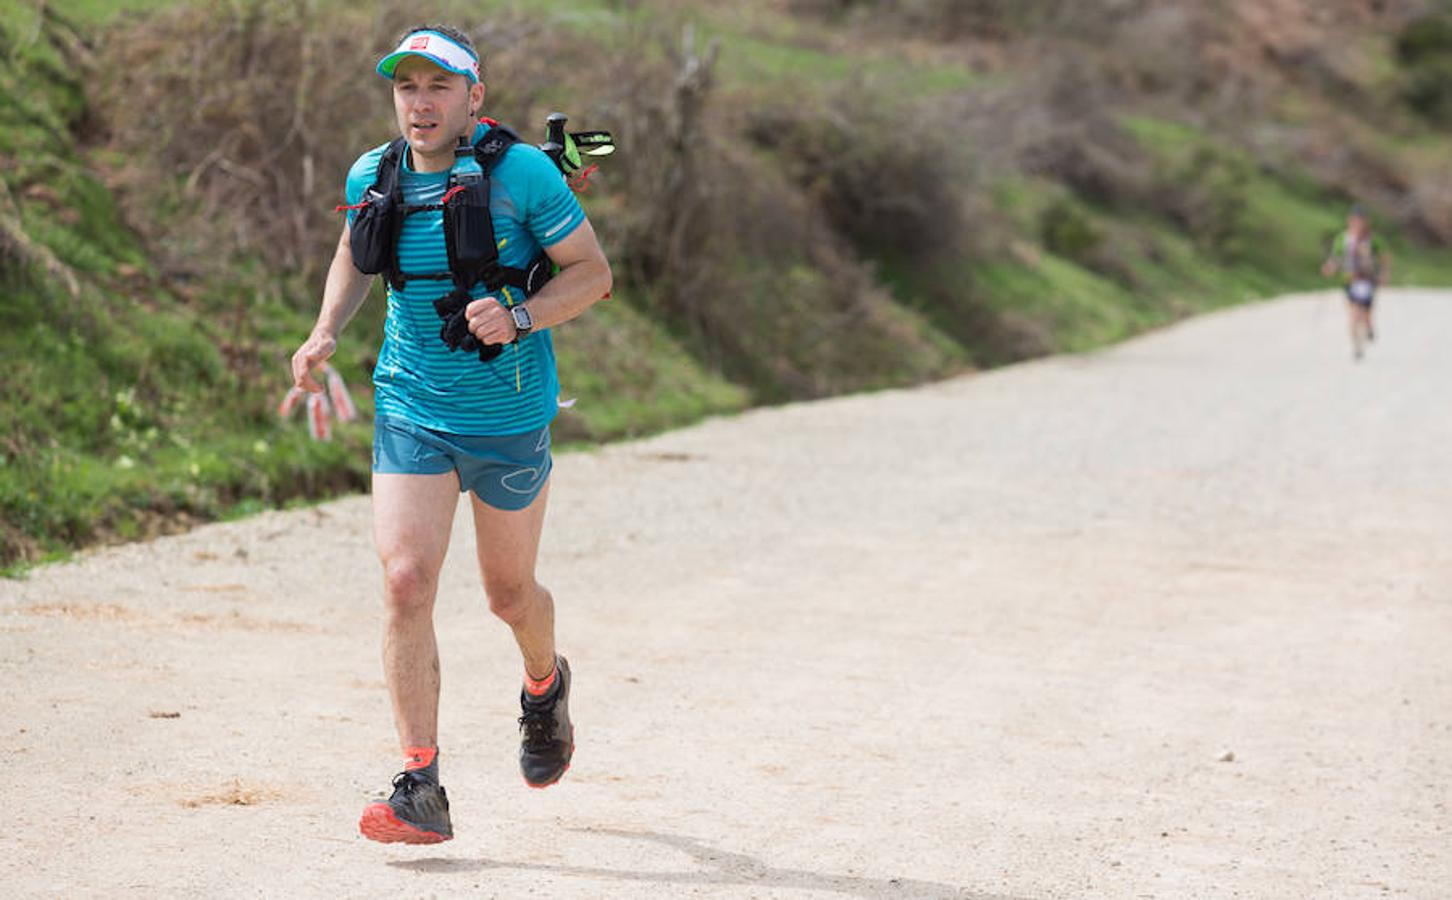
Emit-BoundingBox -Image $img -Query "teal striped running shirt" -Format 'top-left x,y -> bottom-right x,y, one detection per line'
344,122 -> 586,436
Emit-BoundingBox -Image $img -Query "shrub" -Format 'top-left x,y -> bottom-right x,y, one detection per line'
91,2 -> 406,286
1039,198 -> 1102,264
746,91 -> 968,260
1397,7 -> 1452,125
784,0 -> 1072,41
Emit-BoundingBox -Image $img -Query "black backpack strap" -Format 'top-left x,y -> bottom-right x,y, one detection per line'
442,125 -> 522,292
495,253 -> 554,294
376,137 -> 407,189
376,138 -> 408,290
474,126 -> 555,295
345,138 -> 408,287
473,124 -> 521,174
474,127 -> 555,295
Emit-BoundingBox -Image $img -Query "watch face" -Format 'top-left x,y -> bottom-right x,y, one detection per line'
512,306 -> 532,331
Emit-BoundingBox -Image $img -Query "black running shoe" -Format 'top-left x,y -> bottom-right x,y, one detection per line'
519,655 -> 574,788
358,770 -> 453,844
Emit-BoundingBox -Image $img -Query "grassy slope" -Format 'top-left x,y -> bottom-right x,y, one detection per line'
691,1 -> 1452,357
0,1 -> 380,568
877,111 -> 1452,360
0,0 -> 745,570
4,0 -> 1451,570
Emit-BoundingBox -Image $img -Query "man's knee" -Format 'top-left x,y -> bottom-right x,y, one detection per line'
381,556 -> 439,617
485,577 -> 543,625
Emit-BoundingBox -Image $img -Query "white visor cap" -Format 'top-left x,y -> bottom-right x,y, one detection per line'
376,30 -> 480,84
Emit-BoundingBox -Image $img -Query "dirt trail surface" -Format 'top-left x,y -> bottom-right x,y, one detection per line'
4,290 -> 1450,898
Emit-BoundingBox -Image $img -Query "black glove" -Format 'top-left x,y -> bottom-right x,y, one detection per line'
434,288 -> 503,362
464,334 -> 504,362
434,288 -> 470,346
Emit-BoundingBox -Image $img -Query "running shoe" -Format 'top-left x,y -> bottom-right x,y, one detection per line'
358,769 -> 453,844
519,655 -> 574,788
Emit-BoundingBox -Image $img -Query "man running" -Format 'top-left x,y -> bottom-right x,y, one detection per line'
1321,204 -> 1389,360
288,23 -> 611,844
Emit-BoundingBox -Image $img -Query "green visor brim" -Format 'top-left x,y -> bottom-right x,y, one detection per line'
376,51 -> 478,83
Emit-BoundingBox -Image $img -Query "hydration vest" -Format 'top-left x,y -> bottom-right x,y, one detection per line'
1338,231 -> 1380,281
346,124 -> 553,299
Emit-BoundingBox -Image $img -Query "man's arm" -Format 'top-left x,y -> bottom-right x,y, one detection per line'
291,225 -> 375,392
1320,235 -> 1342,278
464,219 -> 612,345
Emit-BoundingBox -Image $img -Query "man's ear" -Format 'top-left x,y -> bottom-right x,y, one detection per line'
470,81 -> 486,116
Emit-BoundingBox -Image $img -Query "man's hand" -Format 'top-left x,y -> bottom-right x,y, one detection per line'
465,296 -> 518,346
291,331 -> 338,393
1320,260 -> 1337,278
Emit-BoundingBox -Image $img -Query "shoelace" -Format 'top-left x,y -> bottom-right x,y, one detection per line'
518,703 -> 557,750
390,769 -> 433,798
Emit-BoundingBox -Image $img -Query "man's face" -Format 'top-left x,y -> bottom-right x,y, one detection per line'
391,56 -> 485,156
1349,214 -> 1368,235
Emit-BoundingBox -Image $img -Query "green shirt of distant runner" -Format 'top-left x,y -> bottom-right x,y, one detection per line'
287,23 -> 611,843
1320,206 -> 1390,360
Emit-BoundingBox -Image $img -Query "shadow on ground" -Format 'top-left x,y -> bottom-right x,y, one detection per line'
387,827 -> 1022,899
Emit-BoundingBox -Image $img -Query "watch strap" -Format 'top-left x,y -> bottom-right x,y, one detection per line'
510,303 -> 533,338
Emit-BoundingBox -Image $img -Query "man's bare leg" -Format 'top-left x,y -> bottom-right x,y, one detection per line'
471,480 -> 573,787
1348,302 -> 1366,358
372,471 -> 461,750
470,481 -> 554,679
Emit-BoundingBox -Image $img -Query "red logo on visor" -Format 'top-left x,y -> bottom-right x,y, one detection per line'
409,36 -> 429,50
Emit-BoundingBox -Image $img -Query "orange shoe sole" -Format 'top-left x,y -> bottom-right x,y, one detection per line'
358,802 -> 452,844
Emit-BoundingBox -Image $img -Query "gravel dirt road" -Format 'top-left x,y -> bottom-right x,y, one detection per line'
3,289 -> 1449,898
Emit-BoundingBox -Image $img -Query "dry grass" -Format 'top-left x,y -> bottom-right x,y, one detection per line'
11,602 -> 142,621
0,179 -> 80,297
179,779 -> 281,808
91,2 -> 408,285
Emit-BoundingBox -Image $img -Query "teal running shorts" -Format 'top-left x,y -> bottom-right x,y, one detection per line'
372,414 -> 552,511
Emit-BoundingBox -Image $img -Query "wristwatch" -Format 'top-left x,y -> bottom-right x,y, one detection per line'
509,304 -> 534,340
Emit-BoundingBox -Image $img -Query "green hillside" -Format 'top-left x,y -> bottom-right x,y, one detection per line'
4,0 -> 1451,569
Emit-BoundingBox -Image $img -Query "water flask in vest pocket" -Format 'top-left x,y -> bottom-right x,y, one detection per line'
350,187 -> 399,275
1349,279 -> 1374,302
444,179 -> 494,285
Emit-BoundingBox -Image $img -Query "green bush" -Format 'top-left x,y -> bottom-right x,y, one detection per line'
1040,198 -> 1102,265
1397,8 -> 1452,63
746,90 -> 966,259
785,0 -> 1069,40
1397,7 -> 1452,125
